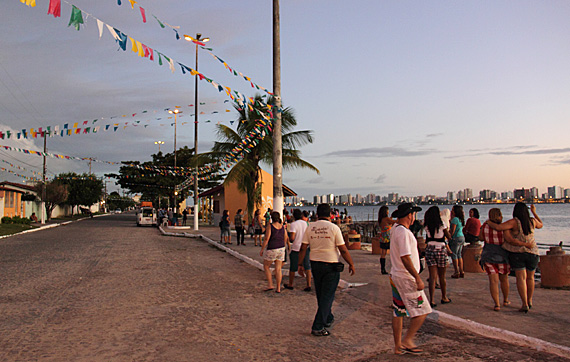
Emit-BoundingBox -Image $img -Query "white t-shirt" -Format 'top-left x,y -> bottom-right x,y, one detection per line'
289,219 -> 308,252
301,220 -> 345,263
390,223 -> 420,279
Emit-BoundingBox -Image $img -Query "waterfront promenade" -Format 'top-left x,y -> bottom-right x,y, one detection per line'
165,224 -> 570,358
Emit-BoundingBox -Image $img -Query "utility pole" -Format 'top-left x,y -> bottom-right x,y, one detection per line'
272,0 -> 284,217
41,131 -> 47,224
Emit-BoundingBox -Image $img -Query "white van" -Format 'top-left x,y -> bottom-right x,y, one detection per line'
137,207 -> 157,226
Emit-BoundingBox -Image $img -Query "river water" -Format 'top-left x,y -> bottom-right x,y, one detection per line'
293,203 -> 569,250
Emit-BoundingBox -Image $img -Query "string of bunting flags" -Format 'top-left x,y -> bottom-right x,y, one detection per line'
1,160 -> 44,177
0,103 -> 238,140
20,0 -> 275,115
0,167 -> 40,182
0,145 -> 120,165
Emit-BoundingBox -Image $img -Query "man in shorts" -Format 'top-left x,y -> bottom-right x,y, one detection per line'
284,209 -> 312,291
389,203 -> 432,355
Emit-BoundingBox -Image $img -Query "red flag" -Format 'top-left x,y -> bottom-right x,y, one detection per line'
139,7 -> 147,23
48,0 -> 61,18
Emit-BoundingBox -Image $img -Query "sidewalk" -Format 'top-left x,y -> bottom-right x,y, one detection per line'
165,225 -> 570,358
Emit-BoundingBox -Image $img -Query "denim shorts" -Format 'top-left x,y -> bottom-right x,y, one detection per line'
448,236 -> 465,260
509,252 -> 539,271
289,250 -> 311,271
221,227 -> 230,237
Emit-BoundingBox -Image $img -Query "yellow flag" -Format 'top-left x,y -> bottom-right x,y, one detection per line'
136,41 -> 144,57
129,0 -> 137,9
73,122 -> 78,128
20,0 -> 36,7
130,37 -> 138,53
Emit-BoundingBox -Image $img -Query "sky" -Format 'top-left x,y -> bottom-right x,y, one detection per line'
2,0 -> 570,200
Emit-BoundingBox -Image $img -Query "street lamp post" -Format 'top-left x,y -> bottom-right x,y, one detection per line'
184,33 -> 209,231
168,109 -> 181,217
154,140 -> 164,153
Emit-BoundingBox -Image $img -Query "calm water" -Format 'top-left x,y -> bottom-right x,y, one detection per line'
294,204 -> 569,249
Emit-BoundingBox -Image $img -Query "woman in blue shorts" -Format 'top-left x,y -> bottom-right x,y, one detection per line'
486,202 -> 543,313
449,205 -> 465,278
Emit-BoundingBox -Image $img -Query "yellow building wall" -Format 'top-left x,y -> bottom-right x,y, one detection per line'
220,169 -> 275,223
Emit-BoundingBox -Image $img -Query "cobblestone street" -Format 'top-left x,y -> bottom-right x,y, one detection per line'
0,214 -> 567,361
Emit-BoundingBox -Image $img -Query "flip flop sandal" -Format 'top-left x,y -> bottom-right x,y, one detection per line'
400,347 -> 424,355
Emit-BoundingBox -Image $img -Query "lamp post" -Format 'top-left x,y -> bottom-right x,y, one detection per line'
154,140 -> 164,153
167,110 -> 181,168
168,109 -> 181,217
184,33 -> 209,231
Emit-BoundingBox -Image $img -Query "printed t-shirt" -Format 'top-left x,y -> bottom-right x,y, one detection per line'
301,220 -> 344,263
450,217 -> 464,238
389,223 -> 420,279
289,219 -> 308,252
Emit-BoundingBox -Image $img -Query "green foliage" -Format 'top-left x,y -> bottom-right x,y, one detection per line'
34,180 -> 69,220
108,145 -> 224,209
55,173 -> 103,214
1,216 -> 30,225
207,94 -> 319,222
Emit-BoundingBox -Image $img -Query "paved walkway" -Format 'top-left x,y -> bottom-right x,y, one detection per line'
165,225 -> 570,358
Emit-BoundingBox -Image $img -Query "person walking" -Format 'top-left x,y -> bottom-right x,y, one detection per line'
182,208 -> 188,226
253,209 -> 264,246
220,210 -> 231,244
298,204 -> 355,337
486,203 -> 542,313
284,209 -> 311,291
449,205 -> 465,278
234,209 -> 245,245
378,205 -> 396,275
423,206 -> 453,308
260,211 -> 290,293
389,202 -> 432,355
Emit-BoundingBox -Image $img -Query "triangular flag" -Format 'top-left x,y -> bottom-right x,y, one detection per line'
68,6 -> 84,31
20,0 -> 36,7
139,7 -> 147,23
97,19 -> 104,38
128,0 -> 137,9
47,0 -> 61,17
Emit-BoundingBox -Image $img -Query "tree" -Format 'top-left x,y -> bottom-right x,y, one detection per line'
208,94 -> 319,221
56,173 -> 103,215
106,191 -> 135,211
108,147 -> 224,210
33,180 -> 68,220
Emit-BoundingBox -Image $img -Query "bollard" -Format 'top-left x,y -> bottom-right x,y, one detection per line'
371,236 -> 381,255
462,243 -> 485,273
539,244 -> 570,289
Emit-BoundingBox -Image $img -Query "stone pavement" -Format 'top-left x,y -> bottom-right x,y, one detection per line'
166,224 -> 570,359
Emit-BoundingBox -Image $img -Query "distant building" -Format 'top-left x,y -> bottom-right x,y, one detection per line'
547,186 -> 563,199
447,191 -> 455,202
565,189 -> 570,199
464,188 -> 473,201
388,193 -> 398,204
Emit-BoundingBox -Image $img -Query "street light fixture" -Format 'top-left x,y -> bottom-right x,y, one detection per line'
154,140 -> 164,153
184,33 -> 210,231
167,109 -> 181,168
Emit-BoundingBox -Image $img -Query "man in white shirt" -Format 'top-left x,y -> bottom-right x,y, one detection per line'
284,209 -> 312,291
389,203 -> 432,355
299,204 -> 355,336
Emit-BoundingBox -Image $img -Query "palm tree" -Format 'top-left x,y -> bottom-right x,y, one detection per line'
208,94 -> 319,222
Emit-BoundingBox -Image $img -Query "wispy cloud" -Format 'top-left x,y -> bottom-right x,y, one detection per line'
445,145 -> 570,159
324,147 -> 438,158
374,174 -> 386,184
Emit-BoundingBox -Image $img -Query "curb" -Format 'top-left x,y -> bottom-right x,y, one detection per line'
0,213 -> 108,239
428,310 -> 570,359
161,226 -> 570,359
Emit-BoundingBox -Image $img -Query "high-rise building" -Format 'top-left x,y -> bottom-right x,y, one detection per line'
457,190 -> 464,201
464,188 -> 473,201
547,186 -> 563,199
447,191 -> 455,202
313,195 -> 320,205
565,189 -> 570,199
479,189 -> 492,201
530,187 -> 539,199
388,193 -> 398,204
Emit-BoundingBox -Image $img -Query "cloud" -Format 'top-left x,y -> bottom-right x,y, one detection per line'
374,174 -> 386,184
323,147 -> 437,158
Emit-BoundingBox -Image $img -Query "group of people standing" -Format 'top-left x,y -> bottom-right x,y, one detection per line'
380,201 -> 543,354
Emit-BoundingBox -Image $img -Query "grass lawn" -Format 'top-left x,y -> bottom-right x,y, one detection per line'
0,223 -> 37,237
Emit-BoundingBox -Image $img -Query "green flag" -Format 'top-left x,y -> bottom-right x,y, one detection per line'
68,6 -> 84,31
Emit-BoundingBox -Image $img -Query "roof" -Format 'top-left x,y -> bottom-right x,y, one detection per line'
0,181 -> 37,193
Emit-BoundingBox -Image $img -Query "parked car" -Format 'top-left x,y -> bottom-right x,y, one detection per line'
114,209 -> 121,214
137,207 -> 157,226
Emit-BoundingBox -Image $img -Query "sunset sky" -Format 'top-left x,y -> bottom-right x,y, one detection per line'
2,0 -> 570,199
